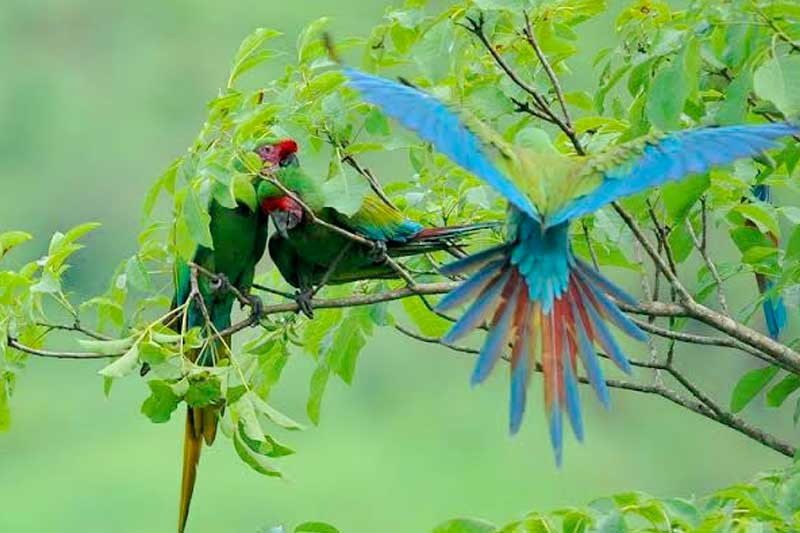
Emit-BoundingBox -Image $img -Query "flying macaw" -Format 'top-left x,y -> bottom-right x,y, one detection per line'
254,141 -> 497,315
343,66 -> 799,464
171,141 -> 295,532
750,183 -> 787,339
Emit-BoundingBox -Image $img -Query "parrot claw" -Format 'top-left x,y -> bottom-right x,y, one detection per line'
245,293 -> 264,319
294,289 -> 315,319
368,240 -> 388,263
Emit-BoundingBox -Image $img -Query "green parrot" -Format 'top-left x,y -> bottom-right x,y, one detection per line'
253,140 -> 497,314
171,140 -> 296,533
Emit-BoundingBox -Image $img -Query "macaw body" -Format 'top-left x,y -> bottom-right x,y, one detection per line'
344,66 -> 799,463
173,140 -> 296,532
750,184 -> 787,339
256,154 -> 496,296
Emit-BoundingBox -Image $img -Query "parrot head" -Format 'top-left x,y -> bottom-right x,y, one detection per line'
255,138 -> 304,238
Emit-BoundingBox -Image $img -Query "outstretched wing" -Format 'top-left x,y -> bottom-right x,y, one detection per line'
547,123 -> 799,227
344,67 -> 539,220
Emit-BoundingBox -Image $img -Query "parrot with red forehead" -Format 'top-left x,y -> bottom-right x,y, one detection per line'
254,139 -> 497,315
342,65 -> 799,464
171,140 -> 299,532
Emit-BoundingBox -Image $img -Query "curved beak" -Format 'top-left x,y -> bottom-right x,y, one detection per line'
271,211 -> 291,239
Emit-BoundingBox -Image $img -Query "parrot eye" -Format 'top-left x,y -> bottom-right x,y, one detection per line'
209,276 -> 224,291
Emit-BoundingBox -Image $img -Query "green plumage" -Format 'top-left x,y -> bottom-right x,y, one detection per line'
175,189 -> 268,533
257,163 -> 492,292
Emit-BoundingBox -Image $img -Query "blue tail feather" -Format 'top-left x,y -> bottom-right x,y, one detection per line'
437,260 -> 504,312
441,269 -> 511,343
472,283 -> 521,385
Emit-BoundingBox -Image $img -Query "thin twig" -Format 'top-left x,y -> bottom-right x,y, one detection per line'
686,218 -> 730,314
392,323 -> 795,457
7,337 -> 117,359
34,321 -> 110,341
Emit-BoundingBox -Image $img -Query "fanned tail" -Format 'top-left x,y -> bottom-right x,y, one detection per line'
437,247 -> 645,465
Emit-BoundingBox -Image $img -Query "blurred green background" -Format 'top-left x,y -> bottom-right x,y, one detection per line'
0,1 -> 795,532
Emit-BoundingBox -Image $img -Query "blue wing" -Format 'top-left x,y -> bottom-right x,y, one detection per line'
344,67 -> 539,220
548,123 -> 799,227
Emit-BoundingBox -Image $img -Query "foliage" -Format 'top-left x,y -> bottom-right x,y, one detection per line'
431,462 -> 800,532
1,0 -> 799,528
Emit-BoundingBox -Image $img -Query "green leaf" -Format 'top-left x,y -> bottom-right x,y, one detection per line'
234,391 -> 266,442
30,270 -> 61,294
0,377 -> 10,432
231,174 -> 257,212
185,375 -> 222,408
182,190 -> 214,249
234,428 -> 282,478
753,55 -> 800,117
786,225 -> 800,261
98,342 -> 140,378
364,108 -> 390,136
139,341 -> 169,366
140,380 -> 180,423
78,337 -> 136,355
730,365 -> 780,413
716,69 -> 752,125
63,222 -> 102,246
413,20 -> 455,82
321,166 -> 370,217
766,374 -> 800,408
662,498 -> 700,528
326,307 -> 374,385
297,17 -> 329,64
402,296 -> 452,337
662,173 -> 709,223
295,522 -> 340,533
248,392 -> 303,430
125,255 -> 152,292
732,204 -> 781,239
229,28 -> 282,87
645,40 -> 697,131
432,518 -> 497,533
0,231 -> 32,259
307,364 -> 330,425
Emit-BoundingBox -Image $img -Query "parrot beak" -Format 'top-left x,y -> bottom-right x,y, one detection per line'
271,210 -> 300,239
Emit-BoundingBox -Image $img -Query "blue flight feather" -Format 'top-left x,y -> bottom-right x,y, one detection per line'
562,344 -> 584,442
439,244 -> 509,277
437,259 -> 505,312
441,269 -> 511,343
569,298 -> 610,408
472,284 -> 520,385
344,67 -> 539,220
575,281 -> 632,374
548,123 -> 799,226
509,308 -> 532,434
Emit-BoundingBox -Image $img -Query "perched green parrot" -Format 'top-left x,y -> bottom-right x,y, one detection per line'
343,66 -> 799,464
171,140 -> 295,532
253,140 -> 497,313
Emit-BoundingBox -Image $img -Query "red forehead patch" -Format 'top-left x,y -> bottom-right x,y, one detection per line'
276,139 -> 298,158
261,195 -> 293,213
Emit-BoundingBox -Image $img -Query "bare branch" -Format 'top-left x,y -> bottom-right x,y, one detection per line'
686,218 -> 730,314
393,322 -> 795,457
7,337 -> 117,360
